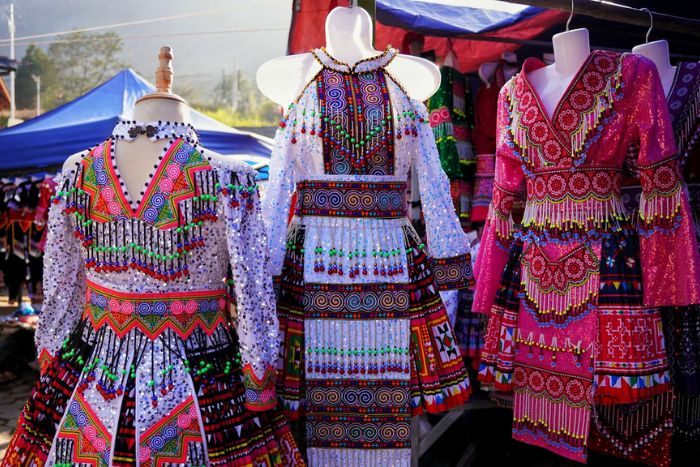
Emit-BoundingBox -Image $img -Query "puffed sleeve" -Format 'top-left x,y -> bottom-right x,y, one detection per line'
35,172 -> 86,373
472,85 -> 526,313
412,99 -> 474,291
218,163 -> 279,411
627,55 -> 700,306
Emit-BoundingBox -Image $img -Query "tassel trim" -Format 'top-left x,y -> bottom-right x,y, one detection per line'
638,156 -> 684,232
523,195 -> 627,235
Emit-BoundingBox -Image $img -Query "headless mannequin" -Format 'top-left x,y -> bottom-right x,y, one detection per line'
632,40 -> 676,97
528,28 -> 591,119
256,6 -> 440,107
478,52 -> 519,87
63,48 -> 225,194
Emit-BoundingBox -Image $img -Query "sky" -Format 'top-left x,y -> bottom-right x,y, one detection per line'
0,0 -> 293,90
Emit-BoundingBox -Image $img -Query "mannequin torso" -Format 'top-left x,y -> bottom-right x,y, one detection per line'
632,40 -> 676,97
527,28 -> 591,118
256,6 -> 440,107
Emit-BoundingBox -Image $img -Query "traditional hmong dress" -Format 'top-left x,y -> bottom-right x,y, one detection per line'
264,47 -> 473,466
616,61 -> 700,459
473,51 -> 700,464
2,122 -> 303,467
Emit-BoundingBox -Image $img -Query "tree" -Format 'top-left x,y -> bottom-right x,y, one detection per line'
48,31 -> 125,105
15,45 -> 55,110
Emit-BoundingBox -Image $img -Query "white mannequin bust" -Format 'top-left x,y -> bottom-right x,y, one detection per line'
527,28 -> 591,118
256,6 -> 440,107
63,47 -> 226,190
632,40 -> 676,96
478,51 -> 519,87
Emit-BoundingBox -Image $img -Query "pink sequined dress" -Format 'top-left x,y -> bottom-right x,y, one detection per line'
265,47 -> 473,466
473,51 -> 700,464
2,122 -> 303,467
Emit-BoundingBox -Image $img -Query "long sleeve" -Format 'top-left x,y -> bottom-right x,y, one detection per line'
219,164 -> 279,411
472,86 -> 526,313
413,100 -> 474,291
262,101 -> 306,278
35,173 -> 86,372
628,56 -> 700,306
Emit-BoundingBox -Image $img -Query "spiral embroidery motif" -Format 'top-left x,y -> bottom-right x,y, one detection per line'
295,181 -> 407,218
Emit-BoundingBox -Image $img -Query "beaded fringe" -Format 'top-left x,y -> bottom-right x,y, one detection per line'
522,196 -> 627,233
55,166 -> 222,282
677,79 -> 700,163
508,59 -> 622,167
487,203 -> 514,241
638,186 -> 683,231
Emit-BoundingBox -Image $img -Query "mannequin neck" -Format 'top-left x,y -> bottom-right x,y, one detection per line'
132,97 -> 191,124
552,28 -> 591,76
325,6 -> 377,65
632,40 -> 674,76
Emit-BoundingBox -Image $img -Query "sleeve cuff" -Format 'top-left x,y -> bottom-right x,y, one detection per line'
430,253 -> 475,291
38,348 -> 54,375
242,364 -> 277,411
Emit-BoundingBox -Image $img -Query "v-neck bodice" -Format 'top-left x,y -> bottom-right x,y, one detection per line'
80,132 -> 209,229
510,50 -> 624,169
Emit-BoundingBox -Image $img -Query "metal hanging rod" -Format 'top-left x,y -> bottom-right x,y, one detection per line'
501,0 -> 700,39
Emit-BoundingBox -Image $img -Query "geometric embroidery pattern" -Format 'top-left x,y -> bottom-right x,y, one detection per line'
139,396 -> 203,467
432,322 -> 459,363
56,392 -> 112,467
83,280 -> 228,340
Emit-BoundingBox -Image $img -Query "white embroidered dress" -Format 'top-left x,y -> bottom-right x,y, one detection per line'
264,48 -> 473,466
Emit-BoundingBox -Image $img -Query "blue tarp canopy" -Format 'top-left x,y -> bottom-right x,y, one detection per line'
0,56 -> 17,74
376,0 -> 546,36
0,69 -> 273,173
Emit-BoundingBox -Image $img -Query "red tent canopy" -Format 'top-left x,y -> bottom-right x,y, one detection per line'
288,0 -> 567,72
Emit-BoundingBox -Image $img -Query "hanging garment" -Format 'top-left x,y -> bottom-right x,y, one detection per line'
427,65 -> 472,180
473,51 -> 700,464
2,122 -> 303,467
612,60 -> 700,462
265,47 -> 473,467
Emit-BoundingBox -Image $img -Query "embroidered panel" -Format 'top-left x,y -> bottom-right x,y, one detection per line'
303,282 -> 411,319
305,380 -> 411,449
595,306 -> 671,403
83,280 -> 228,340
478,240 -> 523,390
79,138 -> 210,228
138,396 -> 204,467
241,364 -> 277,410
508,50 -> 623,170
294,180 -> 407,218
512,364 -> 592,462
316,67 -> 395,175
523,168 -> 626,234
490,183 -> 517,241
429,253 -> 475,290
55,392 -> 112,467
521,243 -> 599,324
638,155 -> 684,231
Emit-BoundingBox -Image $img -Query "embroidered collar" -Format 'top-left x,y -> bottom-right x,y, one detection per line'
311,46 -> 398,73
508,50 -> 623,169
112,120 -> 199,143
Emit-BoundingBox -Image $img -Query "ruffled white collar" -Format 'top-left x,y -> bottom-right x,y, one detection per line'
111,120 -> 199,143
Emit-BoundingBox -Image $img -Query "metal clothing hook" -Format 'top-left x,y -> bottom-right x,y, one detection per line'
566,0 -> 575,31
641,8 -> 653,43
